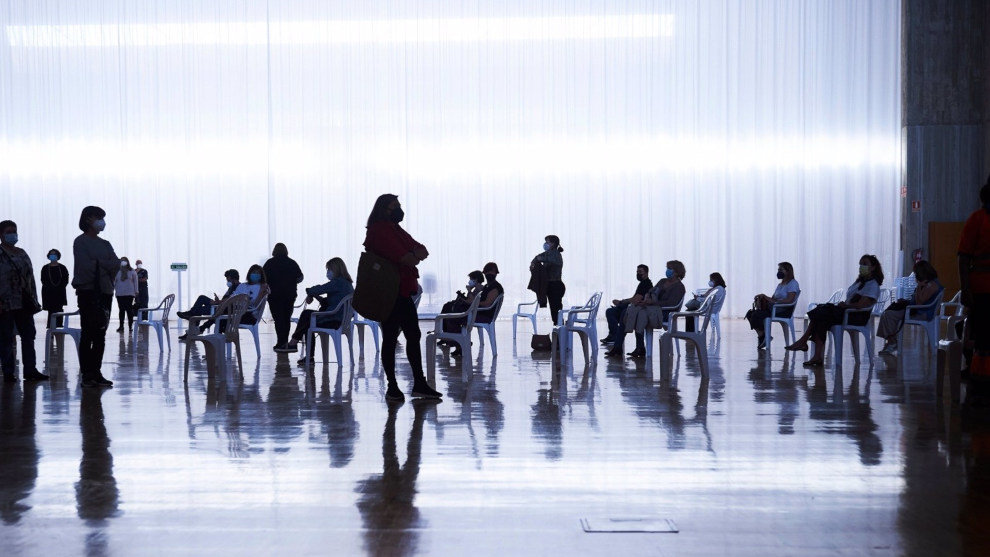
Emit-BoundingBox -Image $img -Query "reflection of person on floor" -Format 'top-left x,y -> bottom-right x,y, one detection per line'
356,401 -> 434,556
75,387 -> 119,522
530,389 -> 563,461
0,383 -> 40,524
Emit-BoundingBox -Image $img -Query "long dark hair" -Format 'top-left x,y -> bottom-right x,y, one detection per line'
913,260 -> 938,282
709,272 -> 726,289
367,194 -> 398,227
857,254 -> 884,286
247,264 -> 267,284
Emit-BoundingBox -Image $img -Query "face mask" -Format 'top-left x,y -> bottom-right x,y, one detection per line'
93,219 -> 106,232
468,280 -> 477,288
485,273 -> 496,283
249,273 -> 261,283
120,261 -> 128,267
326,270 -> 334,281
136,264 -> 142,269
636,273 -> 643,281
3,233 -> 17,245
665,269 -> 674,279
390,207 -> 404,224
777,271 -> 786,280
48,254 -> 58,262
708,281 -> 715,288
543,242 -> 551,251
859,265 -> 870,277
226,281 -> 233,288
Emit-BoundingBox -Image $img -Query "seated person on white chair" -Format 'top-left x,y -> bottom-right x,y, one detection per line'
601,264 -> 652,346
283,257 -> 354,361
176,269 -> 240,319
877,260 -> 940,355
180,265 -> 268,339
744,262 -> 799,350
609,260 -> 686,359
438,270 -> 485,341
786,254 -> 883,367
683,272 -> 727,332
449,262 -> 504,357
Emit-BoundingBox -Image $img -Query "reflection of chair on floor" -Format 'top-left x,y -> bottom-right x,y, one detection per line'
133,294 -> 175,352
182,294 -> 249,382
304,295 -> 355,369
45,310 -> 82,368
659,290 -> 718,376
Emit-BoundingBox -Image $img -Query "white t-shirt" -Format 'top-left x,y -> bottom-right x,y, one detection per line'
846,279 -> 880,303
772,279 -> 800,303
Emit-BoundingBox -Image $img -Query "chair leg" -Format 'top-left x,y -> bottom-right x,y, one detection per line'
163,325 -> 171,352
347,332 -> 354,366
356,326 -> 365,352
371,325 -> 380,353
253,328 -> 260,358
488,326 -> 498,357
645,329 -> 653,359
155,325 -> 164,352
183,343 -> 192,382
512,316 -> 518,340
849,332 -> 861,364
695,340 -> 709,376
426,333 -> 437,384
305,332 -> 314,371
832,328 -> 843,366
529,316 -> 537,335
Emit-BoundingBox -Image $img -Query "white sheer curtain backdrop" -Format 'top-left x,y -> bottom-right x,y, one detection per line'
0,1 -> 900,317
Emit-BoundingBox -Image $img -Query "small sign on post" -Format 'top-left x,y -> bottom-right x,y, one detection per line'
171,263 -> 188,327
911,200 -> 921,213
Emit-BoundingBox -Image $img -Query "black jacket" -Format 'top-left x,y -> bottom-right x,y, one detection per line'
263,256 -> 304,301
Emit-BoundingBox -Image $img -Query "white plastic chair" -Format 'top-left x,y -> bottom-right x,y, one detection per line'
897,288 -> 945,357
659,290 -> 718,375
512,297 -> 539,339
45,310 -> 82,364
352,312 -> 381,354
304,295 -> 355,368
829,290 -> 890,368
763,292 -> 800,353
644,294 -> 686,359
690,288 -> 724,340
938,291 -> 965,340
551,292 -> 602,365
473,295 -> 504,356
425,294 -> 482,370
182,294 -> 249,382
132,294 -> 175,352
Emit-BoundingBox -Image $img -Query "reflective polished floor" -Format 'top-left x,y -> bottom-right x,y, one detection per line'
2,318 -> 989,556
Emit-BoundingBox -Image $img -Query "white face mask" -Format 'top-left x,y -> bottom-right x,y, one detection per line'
120,261 -> 128,267
136,264 -> 143,269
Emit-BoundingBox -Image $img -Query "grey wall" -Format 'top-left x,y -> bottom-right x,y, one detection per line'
902,0 -> 990,274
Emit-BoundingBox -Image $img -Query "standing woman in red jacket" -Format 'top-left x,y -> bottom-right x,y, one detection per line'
364,194 -> 443,402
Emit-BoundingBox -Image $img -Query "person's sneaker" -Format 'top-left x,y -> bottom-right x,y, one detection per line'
879,343 -> 897,356
178,333 -> 188,341
275,342 -> 298,353
386,384 -> 405,402
411,383 -> 443,399
83,375 -> 114,388
23,369 -> 49,381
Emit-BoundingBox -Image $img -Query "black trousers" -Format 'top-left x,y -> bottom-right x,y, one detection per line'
268,297 -> 295,346
547,281 -> 566,325
291,309 -> 340,341
381,296 -> 425,387
0,307 -> 37,375
78,290 -> 112,379
805,303 -> 869,342
116,295 -> 135,328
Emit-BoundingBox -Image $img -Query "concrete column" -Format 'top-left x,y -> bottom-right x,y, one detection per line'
901,0 -> 989,274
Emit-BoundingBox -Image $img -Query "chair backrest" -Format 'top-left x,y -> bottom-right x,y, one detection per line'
872,288 -> 892,316
214,294 -> 250,342
462,293 -> 484,330
661,294 -> 686,326
482,294 -> 505,322
324,295 -> 355,333
896,273 -> 917,301
159,294 -> 176,321
692,290 -> 719,334
248,291 -> 269,321
916,287 -> 945,322
771,291 -> 800,319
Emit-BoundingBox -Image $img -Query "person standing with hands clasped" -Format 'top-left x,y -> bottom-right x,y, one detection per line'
114,257 -> 139,333
0,220 -> 48,382
134,260 -> 149,310
40,248 -> 70,328
72,206 -> 120,388
529,235 -> 565,324
364,194 -> 442,402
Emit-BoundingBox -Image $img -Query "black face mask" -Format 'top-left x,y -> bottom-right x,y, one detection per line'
390,208 -> 405,224
636,274 -> 643,281
776,271 -> 786,279
485,273 -> 497,283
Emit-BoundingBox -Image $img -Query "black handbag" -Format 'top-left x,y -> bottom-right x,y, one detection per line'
531,334 -> 552,351
352,251 -> 400,322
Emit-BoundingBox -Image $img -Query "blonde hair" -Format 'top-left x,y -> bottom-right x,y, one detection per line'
326,257 -> 353,283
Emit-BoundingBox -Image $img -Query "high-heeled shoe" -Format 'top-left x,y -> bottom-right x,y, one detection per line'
784,342 -> 808,352
802,359 -> 824,367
